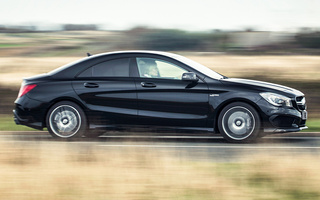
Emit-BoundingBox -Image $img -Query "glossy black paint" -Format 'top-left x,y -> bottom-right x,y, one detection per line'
72,77 -> 138,127
14,51 -> 307,134
135,77 -> 209,127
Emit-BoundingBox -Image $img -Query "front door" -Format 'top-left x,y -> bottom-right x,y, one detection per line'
134,57 -> 209,128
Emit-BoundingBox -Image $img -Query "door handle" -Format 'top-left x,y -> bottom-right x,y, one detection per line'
84,82 -> 99,88
141,82 -> 156,87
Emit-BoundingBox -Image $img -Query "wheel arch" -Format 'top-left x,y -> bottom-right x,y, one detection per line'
213,98 -> 263,133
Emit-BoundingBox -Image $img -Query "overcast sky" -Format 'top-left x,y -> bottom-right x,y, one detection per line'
1,0 -> 320,31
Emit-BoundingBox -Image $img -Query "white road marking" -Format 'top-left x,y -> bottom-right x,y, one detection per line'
266,136 -> 320,140
100,135 -> 222,139
99,135 -> 320,140
0,131 -> 47,134
98,144 -> 320,149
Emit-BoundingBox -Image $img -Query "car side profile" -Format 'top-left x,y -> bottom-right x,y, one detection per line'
14,51 -> 308,142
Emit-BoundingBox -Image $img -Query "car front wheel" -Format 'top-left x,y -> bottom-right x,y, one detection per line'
46,101 -> 87,138
218,102 -> 261,143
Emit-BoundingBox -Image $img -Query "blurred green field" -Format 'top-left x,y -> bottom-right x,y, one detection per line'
0,43 -> 27,48
302,119 -> 320,132
0,115 -> 35,131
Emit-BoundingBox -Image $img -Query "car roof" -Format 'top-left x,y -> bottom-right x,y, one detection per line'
48,51 -> 176,77
88,50 -> 179,59
48,50 -> 224,80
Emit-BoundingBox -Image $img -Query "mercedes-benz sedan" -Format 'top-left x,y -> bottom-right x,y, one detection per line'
14,51 -> 308,142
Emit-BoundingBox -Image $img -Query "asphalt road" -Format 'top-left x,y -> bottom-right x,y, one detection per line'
1,131 -> 320,162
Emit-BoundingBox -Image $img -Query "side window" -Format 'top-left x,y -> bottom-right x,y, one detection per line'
136,57 -> 187,80
78,58 -> 130,77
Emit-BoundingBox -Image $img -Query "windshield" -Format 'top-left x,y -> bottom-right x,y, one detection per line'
172,54 -> 225,79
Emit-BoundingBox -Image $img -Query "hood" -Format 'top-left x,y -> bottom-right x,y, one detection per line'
221,78 -> 304,97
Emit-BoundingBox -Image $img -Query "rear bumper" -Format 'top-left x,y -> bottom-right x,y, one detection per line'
13,109 -> 27,125
13,109 -> 43,130
13,95 -> 47,130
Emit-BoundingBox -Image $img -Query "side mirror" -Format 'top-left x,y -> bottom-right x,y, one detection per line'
182,72 -> 198,82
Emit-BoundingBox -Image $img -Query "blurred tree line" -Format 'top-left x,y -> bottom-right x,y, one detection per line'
1,24 -> 320,53
295,31 -> 320,48
125,27 -> 320,53
63,24 -> 98,31
125,27 -> 227,51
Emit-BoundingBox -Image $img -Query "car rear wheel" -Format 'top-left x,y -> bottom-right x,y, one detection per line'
218,102 -> 261,143
46,101 -> 87,138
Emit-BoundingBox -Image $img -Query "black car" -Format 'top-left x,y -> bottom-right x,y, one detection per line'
14,51 -> 308,142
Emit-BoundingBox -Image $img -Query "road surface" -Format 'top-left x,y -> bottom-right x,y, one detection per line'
1,131 -> 320,162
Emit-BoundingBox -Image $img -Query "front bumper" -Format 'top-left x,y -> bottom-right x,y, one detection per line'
264,126 -> 308,133
257,99 -> 308,133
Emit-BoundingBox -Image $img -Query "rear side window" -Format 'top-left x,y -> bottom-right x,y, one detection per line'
78,58 -> 130,77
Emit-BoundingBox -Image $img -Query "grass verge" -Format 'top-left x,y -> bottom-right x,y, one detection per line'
0,140 -> 320,200
302,118 -> 320,132
0,115 -> 39,131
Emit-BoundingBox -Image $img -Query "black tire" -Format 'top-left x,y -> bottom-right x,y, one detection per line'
218,102 -> 261,143
46,101 -> 87,138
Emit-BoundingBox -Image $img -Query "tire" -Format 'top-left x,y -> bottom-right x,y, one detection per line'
46,101 -> 87,138
218,102 -> 261,143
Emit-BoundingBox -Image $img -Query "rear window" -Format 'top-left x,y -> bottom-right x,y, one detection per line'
78,58 -> 130,77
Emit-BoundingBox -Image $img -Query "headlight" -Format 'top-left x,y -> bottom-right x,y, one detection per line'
260,92 -> 292,107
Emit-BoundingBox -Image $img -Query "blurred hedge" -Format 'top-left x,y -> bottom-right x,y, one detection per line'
126,27 -> 228,51
295,32 -> 320,48
125,27 -> 320,54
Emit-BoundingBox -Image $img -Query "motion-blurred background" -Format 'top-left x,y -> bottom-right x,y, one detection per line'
1,1 -> 320,199
1,0 -> 319,130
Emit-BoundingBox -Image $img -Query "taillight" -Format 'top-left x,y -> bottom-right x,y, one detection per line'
18,84 -> 37,98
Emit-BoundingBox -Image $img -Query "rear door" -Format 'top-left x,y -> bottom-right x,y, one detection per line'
134,56 -> 209,128
72,57 -> 137,127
